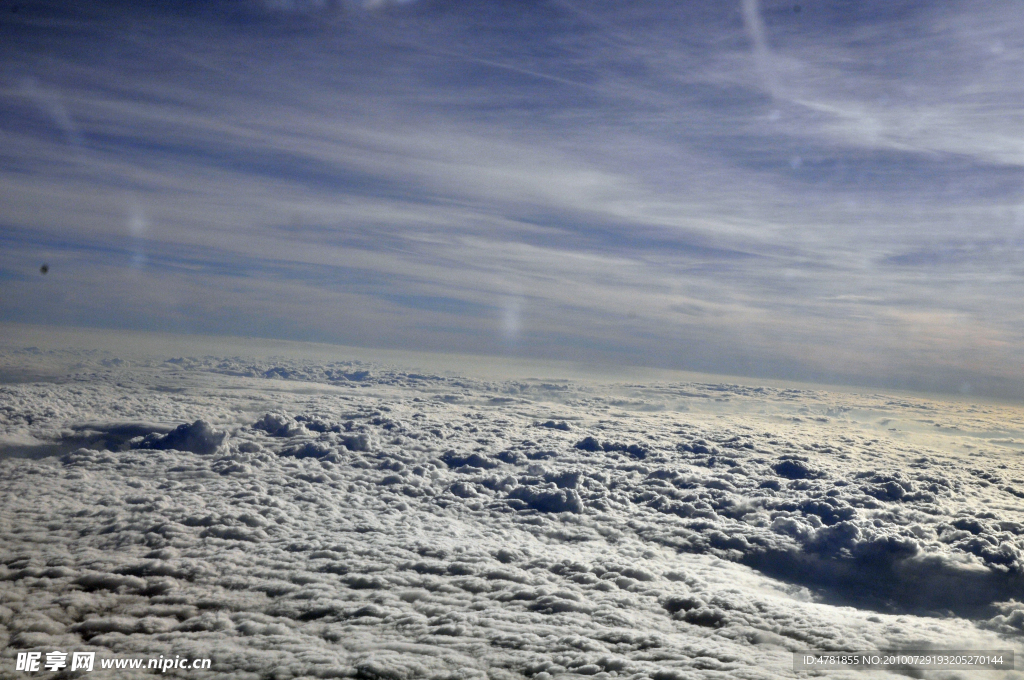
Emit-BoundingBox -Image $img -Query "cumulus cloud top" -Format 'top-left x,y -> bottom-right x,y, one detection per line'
1,350 -> 1023,677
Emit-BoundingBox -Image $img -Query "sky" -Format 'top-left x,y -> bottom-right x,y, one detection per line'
1,0 -> 1023,397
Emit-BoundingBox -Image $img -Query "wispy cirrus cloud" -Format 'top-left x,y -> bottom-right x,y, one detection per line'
1,0 -> 1022,395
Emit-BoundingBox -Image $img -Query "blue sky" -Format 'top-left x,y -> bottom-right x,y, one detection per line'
1,0 -> 1023,396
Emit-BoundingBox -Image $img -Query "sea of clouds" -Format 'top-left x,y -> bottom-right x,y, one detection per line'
1,347 -> 1023,679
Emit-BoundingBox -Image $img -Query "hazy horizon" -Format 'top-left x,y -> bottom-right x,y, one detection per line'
6,321 -> 1024,410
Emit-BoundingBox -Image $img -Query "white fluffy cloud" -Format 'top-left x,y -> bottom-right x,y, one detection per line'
1,346 -> 1022,678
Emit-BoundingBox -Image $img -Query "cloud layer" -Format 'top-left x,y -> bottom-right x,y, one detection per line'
2,347 -> 1023,677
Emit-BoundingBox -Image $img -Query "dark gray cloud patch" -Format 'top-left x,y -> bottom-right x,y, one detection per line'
770,457 -> 822,480
0,421 -> 173,459
507,485 -> 585,514
574,436 -> 649,459
133,420 -> 226,455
